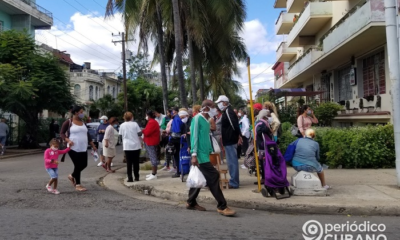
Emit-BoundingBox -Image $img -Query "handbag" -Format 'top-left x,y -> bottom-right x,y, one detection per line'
291,117 -> 305,137
210,134 -> 221,153
283,139 -> 300,162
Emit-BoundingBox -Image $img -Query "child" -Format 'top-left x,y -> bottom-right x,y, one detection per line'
44,139 -> 70,194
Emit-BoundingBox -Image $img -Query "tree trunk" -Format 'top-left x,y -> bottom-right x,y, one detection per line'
155,2 -> 169,114
199,62 -> 205,100
19,112 -> 41,149
188,33 -> 197,104
171,0 -> 188,108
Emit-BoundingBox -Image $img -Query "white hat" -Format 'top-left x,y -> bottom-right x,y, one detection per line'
99,115 -> 108,120
216,95 -> 229,103
178,111 -> 188,117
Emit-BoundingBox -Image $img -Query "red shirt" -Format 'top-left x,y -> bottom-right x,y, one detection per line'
142,118 -> 160,146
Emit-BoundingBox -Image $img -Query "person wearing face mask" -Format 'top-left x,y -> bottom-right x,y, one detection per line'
187,99 -> 236,216
255,109 -> 274,185
102,117 -> 119,173
60,106 -> 97,192
216,95 -> 243,189
238,109 -> 250,157
169,108 -> 187,178
96,116 -> 109,167
297,105 -> 318,138
142,110 -> 161,180
263,101 -> 281,142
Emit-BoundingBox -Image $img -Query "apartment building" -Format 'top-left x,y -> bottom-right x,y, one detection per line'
0,0 -> 52,36
273,0 -> 390,125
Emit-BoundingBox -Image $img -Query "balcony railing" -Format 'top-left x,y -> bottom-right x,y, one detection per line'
320,0 -> 384,53
275,11 -> 296,35
20,0 -> 53,18
275,74 -> 288,89
288,47 -> 323,80
287,0 -> 306,13
276,42 -> 297,62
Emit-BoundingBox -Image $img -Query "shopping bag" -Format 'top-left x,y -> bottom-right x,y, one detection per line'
283,139 -> 300,162
91,149 -> 99,162
186,166 -> 207,188
210,135 -> 221,153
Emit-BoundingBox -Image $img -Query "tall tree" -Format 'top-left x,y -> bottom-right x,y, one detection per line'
0,30 -> 74,148
171,0 -> 188,107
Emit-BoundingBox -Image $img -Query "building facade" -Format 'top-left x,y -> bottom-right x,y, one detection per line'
0,0 -> 52,36
273,0 -> 390,125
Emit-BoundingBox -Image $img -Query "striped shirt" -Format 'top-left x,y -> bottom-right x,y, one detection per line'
190,114 -> 213,164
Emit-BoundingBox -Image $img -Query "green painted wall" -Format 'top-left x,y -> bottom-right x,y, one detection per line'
0,9 -> 12,31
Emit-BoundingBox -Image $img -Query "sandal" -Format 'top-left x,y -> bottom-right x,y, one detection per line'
75,185 -> 87,192
106,168 -> 115,173
68,175 -> 76,187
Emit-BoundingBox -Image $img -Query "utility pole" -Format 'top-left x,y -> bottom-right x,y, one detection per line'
112,32 -> 133,112
385,0 -> 400,186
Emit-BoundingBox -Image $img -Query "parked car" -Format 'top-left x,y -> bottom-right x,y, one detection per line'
86,122 -> 100,149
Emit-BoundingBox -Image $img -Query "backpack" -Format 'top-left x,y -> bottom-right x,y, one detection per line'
283,139 -> 300,162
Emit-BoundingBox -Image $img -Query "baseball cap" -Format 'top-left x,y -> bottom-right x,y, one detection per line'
99,116 -> 108,120
215,95 -> 229,103
253,103 -> 262,111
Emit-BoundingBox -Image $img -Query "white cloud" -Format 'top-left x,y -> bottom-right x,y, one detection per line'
35,13 -> 157,72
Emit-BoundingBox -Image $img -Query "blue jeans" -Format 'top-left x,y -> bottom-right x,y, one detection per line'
0,135 -> 6,146
224,144 -> 239,188
46,168 -> 59,179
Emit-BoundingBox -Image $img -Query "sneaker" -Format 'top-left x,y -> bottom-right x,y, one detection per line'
97,162 -> 104,167
146,173 -> 153,178
46,184 -> 53,192
186,203 -> 206,211
168,168 -> 177,173
110,162 -> 114,167
217,207 -> 236,216
241,165 -> 248,169
52,189 -> 60,195
146,174 -> 157,181
323,185 -> 331,190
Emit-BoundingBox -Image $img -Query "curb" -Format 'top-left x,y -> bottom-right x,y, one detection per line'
0,150 -> 43,160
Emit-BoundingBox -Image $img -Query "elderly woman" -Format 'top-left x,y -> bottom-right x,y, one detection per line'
292,128 -> 329,189
263,101 -> 281,142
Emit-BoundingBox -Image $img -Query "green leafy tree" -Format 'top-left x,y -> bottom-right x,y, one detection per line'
0,30 -> 74,148
313,102 -> 343,126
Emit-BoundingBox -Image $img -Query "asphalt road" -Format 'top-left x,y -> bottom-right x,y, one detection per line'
1,146 -> 400,240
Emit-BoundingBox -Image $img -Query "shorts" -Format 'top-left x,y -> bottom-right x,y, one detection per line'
0,136 -> 6,146
98,142 -> 103,155
46,168 -> 58,179
103,146 -> 116,158
293,164 -> 323,173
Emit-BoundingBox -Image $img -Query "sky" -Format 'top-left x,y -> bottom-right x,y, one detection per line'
35,0 -> 282,99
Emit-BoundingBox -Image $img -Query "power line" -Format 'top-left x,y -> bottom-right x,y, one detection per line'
62,0 -> 116,33
73,0 -> 121,32
92,0 -> 105,9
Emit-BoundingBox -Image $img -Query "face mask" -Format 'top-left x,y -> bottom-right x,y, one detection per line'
78,113 -> 84,119
145,116 -> 149,121
100,120 -> 104,124
218,102 -> 226,111
307,110 -> 312,115
113,124 -> 118,128
238,113 -> 242,117
181,117 -> 188,123
207,107 -> 218,118
267,117 -> 273,125
51,147 -> 58,151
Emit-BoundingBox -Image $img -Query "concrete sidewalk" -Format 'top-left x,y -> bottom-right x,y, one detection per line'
103,161 -> 400,216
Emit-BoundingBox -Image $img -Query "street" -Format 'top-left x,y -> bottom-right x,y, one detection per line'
1,147 -> 400,240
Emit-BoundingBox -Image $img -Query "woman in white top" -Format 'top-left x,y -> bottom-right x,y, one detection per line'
103,117 -> 119,173
119,112 -> 142,182
61,106 -> 97,192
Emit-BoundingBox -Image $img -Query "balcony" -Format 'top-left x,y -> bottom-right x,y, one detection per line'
287,0 -> 306,13
275,74 -> 288,89
276,42 -> 297,62
288,48 -> 323,81
322,0 -> 385,54
275,11 -> 296,35
287,2 -> 332,47
274,0 -> 286,9
0,0 -> 53,29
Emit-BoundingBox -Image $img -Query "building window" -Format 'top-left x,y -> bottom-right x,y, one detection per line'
95,86 -> 98,100
89,85 -> 93,100
107,86 -> 110,94
74,84 -> 81,98
112,86 -> 116,98
338,66 -> 352,101
362,51 -> 385,97
320,73 -> 331,103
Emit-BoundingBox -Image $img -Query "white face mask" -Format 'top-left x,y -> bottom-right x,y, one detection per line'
181,117 -> 188,123
202,107 -> 218,118
238,113 -> 242,117
145,116 -> 149,121
51,147 -> 58,151
267,117 -> 273,124
217,102 -> 226,111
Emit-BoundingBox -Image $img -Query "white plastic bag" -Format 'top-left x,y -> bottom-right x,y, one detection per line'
186,166 -> 207,189
210,135 -> 221,154
91,149 -> 99,162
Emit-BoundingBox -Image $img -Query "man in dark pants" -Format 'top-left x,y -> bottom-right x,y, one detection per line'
170,107 -> 187,178
187,100 -> 236,216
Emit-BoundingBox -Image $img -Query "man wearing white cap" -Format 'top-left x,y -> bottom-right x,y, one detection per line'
169,107 -> 188,178
216,95 -> 243,189
96,116 -> 109,167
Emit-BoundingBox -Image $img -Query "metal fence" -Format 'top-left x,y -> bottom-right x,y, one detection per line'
20,0 -> 53,18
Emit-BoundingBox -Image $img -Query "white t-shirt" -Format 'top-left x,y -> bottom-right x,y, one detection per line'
69,123 -> 88,152
119,121 -> 142,151
103,125 -> 117,149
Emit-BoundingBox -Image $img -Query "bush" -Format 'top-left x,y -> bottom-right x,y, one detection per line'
314,102 -> 343,126
278,125 -> 395,169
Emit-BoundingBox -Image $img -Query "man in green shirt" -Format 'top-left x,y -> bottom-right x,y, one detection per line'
187,100 -> 236,216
